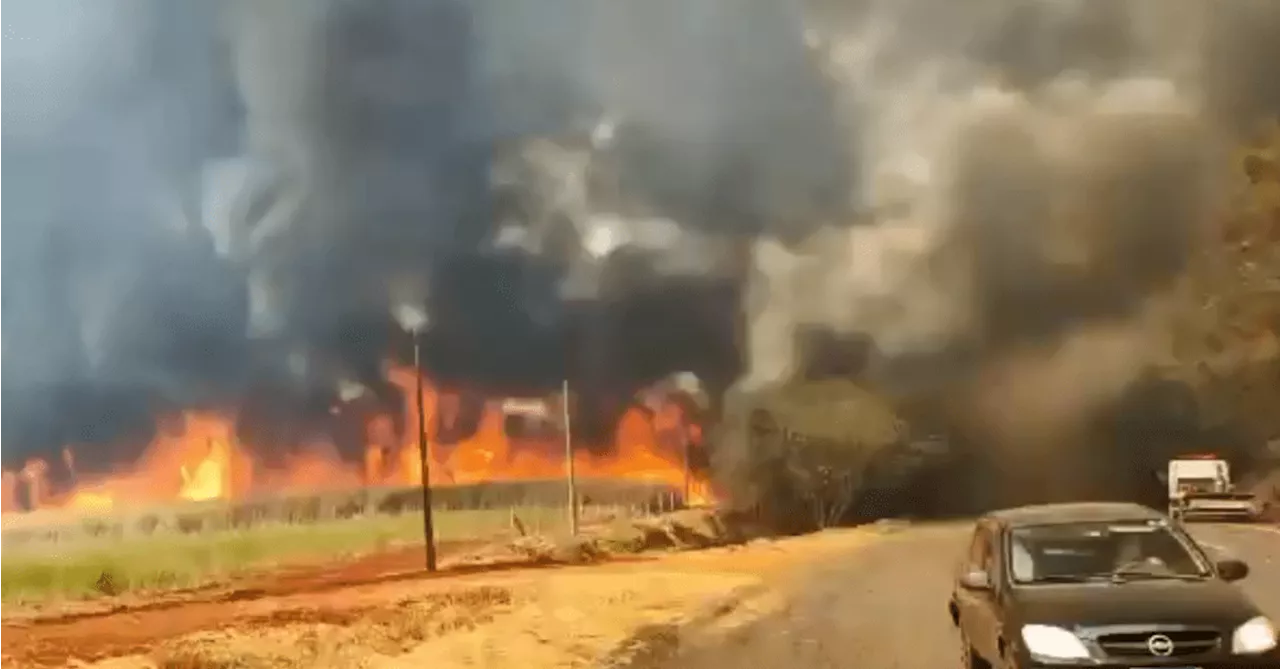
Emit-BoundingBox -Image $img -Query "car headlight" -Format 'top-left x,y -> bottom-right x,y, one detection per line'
1232,616 -> 1278,655
1021,624 -> 1091,660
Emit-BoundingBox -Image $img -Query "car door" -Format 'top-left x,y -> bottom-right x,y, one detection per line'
984,525 -> 1014,664
955,522 -> 1000,660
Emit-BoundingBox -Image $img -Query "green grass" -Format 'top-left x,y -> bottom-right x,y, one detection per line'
1,506 -> 573,605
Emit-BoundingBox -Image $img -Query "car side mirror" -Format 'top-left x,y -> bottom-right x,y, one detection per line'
960,569 -> 992,590
1217,558 -> 1250,582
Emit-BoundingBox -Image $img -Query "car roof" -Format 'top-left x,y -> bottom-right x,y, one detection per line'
983,502 -> 1165,528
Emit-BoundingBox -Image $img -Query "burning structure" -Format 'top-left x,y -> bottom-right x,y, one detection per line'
5,0 -> 1280,518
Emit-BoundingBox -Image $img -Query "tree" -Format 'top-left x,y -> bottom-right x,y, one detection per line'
718,379 -> 907,531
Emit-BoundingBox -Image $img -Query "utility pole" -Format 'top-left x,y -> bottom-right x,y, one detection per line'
562,379 -> 578,535
413,330 -> 437,572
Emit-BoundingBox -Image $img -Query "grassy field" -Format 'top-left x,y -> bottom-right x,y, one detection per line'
0,505 -> 577,605
1,480 -> 690,605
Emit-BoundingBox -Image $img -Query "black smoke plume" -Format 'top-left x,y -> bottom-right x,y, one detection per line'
4,0 -> 1280,482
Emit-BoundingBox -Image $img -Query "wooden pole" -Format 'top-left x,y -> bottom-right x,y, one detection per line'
414,331 -> 437,572
563,379 -> 579,535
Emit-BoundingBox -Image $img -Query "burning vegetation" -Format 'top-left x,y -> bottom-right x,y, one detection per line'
3,363 -> 712,516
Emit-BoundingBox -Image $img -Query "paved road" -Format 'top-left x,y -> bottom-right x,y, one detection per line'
662,522 -> 1280,669
1191,523 -> 1280,617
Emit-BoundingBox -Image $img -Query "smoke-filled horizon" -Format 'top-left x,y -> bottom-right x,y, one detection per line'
4,0 -> 1280,468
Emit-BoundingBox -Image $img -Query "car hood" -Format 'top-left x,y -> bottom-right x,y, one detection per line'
1013,579 -> 1260,627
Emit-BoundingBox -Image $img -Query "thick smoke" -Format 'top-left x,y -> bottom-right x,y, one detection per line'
216,0 -> 850,396
713,0 -> 1277,504
3,0 -> 848,463
4,0 -> 1280,478
736,1 -> 1241,395
3,0 -> 243,462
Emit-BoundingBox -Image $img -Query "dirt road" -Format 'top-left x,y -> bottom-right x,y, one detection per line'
658,523 -> 1280,669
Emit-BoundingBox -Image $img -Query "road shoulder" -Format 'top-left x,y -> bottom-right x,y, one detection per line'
7,526 -> 893,669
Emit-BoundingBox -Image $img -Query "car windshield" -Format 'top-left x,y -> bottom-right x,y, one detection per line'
1008,520 -> 1210,584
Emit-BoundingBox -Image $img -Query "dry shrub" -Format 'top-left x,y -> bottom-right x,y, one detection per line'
227,502 -> 271,529
333,495 -> 366,519
157,629 -> 325,669
175,513 -> 206,534
135,514 -> 162,535
595,520 -> 650,553
508,534 -> 609,564
375,489 -> 420,515
658,509 -> 728,548
81,518 -> 116,538
95,569 -> 120,596
360,587 -> 513,655
506,508 -> 739,561
160,652 -> 266,669
281,496 -> 322,524
626,522 -> 680,552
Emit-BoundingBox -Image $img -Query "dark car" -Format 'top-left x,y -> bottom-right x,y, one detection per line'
948,502 -> 1279,668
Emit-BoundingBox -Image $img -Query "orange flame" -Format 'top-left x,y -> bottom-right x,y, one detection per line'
4,365 -> 713,514
371,366 -> 709,502
39,413 -> 254,513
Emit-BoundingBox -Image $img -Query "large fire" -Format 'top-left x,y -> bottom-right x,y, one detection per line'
3,365 -> 712,515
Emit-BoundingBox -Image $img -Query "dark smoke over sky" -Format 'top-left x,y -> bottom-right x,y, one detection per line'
4,0 -> 1280,466
3,0 -> 244,456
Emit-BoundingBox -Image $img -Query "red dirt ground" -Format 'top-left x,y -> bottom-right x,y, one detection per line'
0,540 -> 662,668
3,523 -> 881,668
